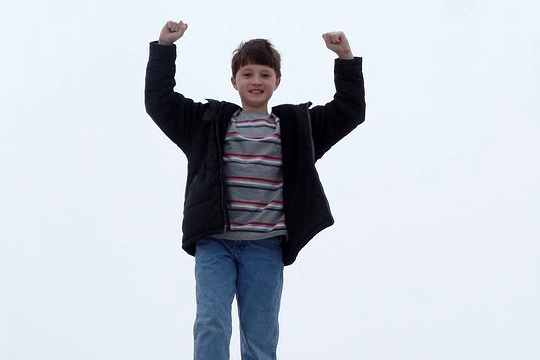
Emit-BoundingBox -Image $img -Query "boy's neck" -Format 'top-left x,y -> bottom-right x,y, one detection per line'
241,107 -> 269,116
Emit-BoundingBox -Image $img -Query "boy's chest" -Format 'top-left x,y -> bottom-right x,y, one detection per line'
222,111 -> 283,168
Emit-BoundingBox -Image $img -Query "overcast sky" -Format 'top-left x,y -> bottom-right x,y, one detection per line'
2,0 -> 539,359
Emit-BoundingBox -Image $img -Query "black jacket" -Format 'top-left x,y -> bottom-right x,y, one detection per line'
145,41 -> 365,265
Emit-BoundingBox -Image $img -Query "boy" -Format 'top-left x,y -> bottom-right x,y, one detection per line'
145,20 -> 365,360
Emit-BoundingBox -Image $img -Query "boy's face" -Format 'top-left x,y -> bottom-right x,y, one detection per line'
231,63 -> 280,113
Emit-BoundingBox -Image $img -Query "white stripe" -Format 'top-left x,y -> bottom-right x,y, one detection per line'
225,179 -> 283,190
230,224 -> 286,232
223,156 -> 281,166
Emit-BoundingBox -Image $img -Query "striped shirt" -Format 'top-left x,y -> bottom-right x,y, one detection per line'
215,109 -> 287,240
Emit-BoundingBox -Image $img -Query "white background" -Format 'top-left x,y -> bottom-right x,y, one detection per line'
2,0 -> 539,359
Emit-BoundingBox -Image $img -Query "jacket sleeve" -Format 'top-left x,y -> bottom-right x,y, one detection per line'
309,57 -> 366,160
144,41 -> 207,156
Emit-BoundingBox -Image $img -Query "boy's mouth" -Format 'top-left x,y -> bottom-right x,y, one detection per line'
249,90 -> 263,94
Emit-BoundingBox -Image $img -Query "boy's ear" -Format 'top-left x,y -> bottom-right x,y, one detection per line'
231,76 -> 237,89
275,77 -> 281,89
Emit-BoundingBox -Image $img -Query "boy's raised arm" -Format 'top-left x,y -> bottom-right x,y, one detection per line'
145,19 -> 208,155
307,31 -> 365,159
159,20 -> 189,45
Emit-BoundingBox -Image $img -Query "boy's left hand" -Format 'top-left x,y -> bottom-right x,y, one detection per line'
322,31 -> 354,60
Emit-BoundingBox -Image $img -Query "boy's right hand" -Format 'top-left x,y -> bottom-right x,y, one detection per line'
158,20 -> 188,46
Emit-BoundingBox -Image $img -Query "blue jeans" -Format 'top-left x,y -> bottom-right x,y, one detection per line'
194,237 -> 284,360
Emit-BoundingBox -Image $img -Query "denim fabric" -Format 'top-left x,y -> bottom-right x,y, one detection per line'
194,237 -> 284,360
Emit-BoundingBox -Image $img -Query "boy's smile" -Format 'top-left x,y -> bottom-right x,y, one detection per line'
231,63 -> 280,114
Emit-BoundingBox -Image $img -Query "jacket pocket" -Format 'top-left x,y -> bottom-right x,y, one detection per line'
184,174 -> 201,211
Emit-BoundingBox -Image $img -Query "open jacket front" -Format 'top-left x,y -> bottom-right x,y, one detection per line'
145,41 -> 365,265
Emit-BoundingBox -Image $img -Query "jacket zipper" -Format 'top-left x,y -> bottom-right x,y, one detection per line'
305,103 -> 316,163
214,102 -> 229,233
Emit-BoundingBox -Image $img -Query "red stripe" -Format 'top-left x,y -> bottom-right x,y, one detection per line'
236,118 -> 276,125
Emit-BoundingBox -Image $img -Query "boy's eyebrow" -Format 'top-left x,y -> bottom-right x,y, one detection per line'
240,64 -> 273,70
240,68 -> 272,74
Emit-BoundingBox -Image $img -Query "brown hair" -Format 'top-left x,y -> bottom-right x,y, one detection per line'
231,39 -> 281,78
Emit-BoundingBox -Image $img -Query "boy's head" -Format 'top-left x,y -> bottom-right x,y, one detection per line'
231,39 -> 281,78
231,39 -> 281,113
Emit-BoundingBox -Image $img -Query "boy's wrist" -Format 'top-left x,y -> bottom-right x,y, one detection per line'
337,51 -> 354,60
158,40 -> 174,46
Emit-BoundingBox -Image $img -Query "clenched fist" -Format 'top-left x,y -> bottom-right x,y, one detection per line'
322,31 -> 353,60
159,20 -> 188,46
